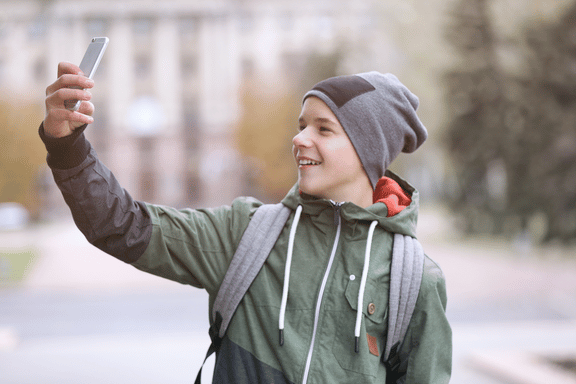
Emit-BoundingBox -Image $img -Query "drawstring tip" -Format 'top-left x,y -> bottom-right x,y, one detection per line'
279,329 -> 284,346
355,337 -> 359,353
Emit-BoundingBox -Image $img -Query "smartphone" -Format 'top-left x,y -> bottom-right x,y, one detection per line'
65,37 -> 109,111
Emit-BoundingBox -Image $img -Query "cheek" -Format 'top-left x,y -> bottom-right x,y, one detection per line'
350,149 -> 364,170
330,142 -> 361,167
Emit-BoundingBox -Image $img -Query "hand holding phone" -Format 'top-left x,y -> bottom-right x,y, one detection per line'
64,37 -> 109,111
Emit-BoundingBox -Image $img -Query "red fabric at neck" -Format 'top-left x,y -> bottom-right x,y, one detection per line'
373,177 -> 412,217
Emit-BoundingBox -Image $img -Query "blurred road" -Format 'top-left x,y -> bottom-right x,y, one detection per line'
1,206 -> 576,384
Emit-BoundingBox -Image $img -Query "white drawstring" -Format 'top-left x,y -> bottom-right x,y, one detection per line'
278,204 -> 303,346
355,220 -> 378,352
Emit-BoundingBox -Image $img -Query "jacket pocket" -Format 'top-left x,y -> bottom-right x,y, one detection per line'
332,277 -> 388,377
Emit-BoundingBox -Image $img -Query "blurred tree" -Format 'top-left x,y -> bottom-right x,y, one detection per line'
235,83 -> 300,201
0,99 -> 45,218
444,0 -> 576,244
235,51 -> 341,202
518,2 -> 576,243
443,0 -> 510,234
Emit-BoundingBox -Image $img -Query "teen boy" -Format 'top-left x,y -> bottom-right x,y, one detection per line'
41,62 -> 452,383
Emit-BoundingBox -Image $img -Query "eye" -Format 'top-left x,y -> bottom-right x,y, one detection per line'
319,126 -> 331,133
298,124 -> 306,131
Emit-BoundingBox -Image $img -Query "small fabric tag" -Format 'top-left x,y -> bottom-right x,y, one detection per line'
366,333 -> 379,357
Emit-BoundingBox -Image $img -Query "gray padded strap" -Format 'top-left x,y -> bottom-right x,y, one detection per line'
384,233 -> 425,360
212,203 -> 291,339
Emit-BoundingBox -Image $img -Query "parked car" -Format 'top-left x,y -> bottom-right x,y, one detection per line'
0,203 -> 29,231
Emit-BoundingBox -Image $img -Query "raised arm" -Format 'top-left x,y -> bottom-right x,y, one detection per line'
40,62 -> 153,264
39,62 -> 249,292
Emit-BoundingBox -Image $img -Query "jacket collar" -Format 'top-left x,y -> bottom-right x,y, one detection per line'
281,170 -> 419,238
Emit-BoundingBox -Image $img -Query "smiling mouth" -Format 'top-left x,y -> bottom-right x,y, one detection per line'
299,159 -> 322,166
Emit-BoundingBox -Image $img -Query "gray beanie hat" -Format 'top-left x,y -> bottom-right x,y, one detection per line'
303,71 -> 428,189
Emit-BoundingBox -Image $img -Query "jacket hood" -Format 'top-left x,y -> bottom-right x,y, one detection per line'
281,170 -> 419,238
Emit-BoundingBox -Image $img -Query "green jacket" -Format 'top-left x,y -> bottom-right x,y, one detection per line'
134,179 -> 452,383
41,125 -> 452,383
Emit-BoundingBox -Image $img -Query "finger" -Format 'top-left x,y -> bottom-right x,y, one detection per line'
46,107 -> 94,126
43,108 -> 94,138
70,109 -> 94,126
77,100 -> 95,117
70,101 -> 94,130
46,74 -> 94,96
57,61 -> 83,78
46,88 -> 92,108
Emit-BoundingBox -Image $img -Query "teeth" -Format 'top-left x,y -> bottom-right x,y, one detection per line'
299,159 -> 321,166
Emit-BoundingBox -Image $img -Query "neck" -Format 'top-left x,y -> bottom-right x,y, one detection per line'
351,189 -> 375,208
326,183 -> 374,208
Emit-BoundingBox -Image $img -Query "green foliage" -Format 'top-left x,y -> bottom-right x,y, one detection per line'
0,100 -> 45,217
0,249 -> 37,285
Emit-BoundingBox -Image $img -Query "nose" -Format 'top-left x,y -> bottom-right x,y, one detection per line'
292,127 -> 311,148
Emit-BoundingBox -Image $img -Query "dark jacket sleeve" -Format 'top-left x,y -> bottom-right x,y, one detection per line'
39,123 -> 152,263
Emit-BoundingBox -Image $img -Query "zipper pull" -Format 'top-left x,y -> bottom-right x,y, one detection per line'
333,202 -> 342,227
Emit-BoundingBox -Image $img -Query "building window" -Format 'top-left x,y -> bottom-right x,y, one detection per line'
185,166 -> 201,205
88,101 -> 108,154
29,16 -> 47,40
134,17 -> 154,37
182,99 -> 200,204
181,54 -> 198,77
86,18 -> 108,37
179,17 -> 198,38
278,11 -> 294,32
281,53 -> 304,78
241,57 -> 255,79
239,13 -> 254,34
359,14 -> 375,33
134,54 -> 152,78
33,57 -> 46,83
317,14 -> 334,39
0,21 -> 7,39
183,103 -> 200,150
140,169 -> 156,202
138,137 -> 156,201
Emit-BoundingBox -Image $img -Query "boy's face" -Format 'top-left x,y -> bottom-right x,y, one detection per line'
293,96 -> 372,204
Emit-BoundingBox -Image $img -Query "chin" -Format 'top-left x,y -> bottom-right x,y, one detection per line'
298,185 -> 325,200
297,181 -> 316,197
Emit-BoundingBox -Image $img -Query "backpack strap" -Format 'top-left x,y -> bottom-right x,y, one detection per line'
383,233 -> 425,382
212,202 -> 291,338
195,203 -> 291,384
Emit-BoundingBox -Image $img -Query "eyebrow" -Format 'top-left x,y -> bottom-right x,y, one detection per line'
298,116 -> 337,125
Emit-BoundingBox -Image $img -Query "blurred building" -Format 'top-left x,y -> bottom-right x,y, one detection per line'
3,0 -> 570,214
0,0 -> 395,211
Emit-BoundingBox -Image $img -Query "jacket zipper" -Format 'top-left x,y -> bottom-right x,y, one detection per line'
302,202 -> 342,384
